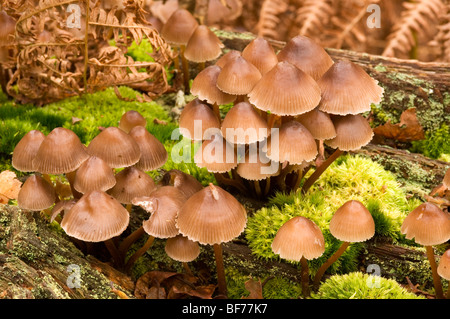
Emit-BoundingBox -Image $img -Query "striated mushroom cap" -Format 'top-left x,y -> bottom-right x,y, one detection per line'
184,25 -> 224,63
12,130 -> 46,172
17,174 -> 56,211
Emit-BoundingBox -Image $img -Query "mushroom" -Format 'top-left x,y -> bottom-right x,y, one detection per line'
184,25 -> 224,70
158,169 -> 204,199
437,249 -> 450,299
241,37 -> 278,75
73,156 -> 116,194
17,174 -> 56,211
271,216 -> 325,298
194,133 -> 238,174
128,125 -> 168,172
178,98 -> 221,141
124,186 -> 188,272
313,200 -> 375,289
118,110 -> 147,133
443,167 -> 450,190
12,130 -> 46,173
160,8 -> 199,93
176,183 -> 247,297
317,60 -> 384,116
165,234 -> 200,276
215,50 -> 241,68
401,202 -> 450,299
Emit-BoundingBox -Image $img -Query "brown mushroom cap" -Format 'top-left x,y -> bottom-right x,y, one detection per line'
73,156 -> 116,194
118,110 -> 147,133
33,127 -> 89,174
60,190 -> 130,242
437,249 -> 450,280
12,130 -> 46,172
194,133 -> 238,173
220,101 -> 269,145
17,174 -> 56,211
216,55 -> 262,95
271,216 -> 325,261
108,166 -> 156,204
176,183 -> 247,245
236,149 -> 279,181
87,126 -> 141,168
179,100 -> 221,141
277,35 -> 334,81
191,65 -> 236,105
132,186 -> 188,239
160,8 -> 199,45
318,60 -> 384,115
159,169 -> 204,198
248,61 -> 321,116
401,202 -> 450,246
184,25 -> 224,63
129,126 -> 168,171
443,167 -> 450,190
329,200 -> 375,242
263,120 -> 317,164
215,50 -> 241,68
241,37 -> 278,75
165,234 -> 200,263
296,108 -> 336,140
325,114 -> 374,151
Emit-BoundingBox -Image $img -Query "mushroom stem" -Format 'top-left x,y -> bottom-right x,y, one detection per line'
302,148 -> 344,194
276,163 -> 293,191
212,102 -> 221,124
214,172 -> 247,193
213,243 -> 228,298
183,262 -> 194,277
292,168 -> 304,192
264,177 -> 271,196
300,256 -> 310,298
104,238 -> 122,268
65,171 -> 83,200
425,245 -> 444,299
118,225 -> 146,257
313,241 -> 350,290
267,113 -> 280,129
125,235 -> 155,273
254,180 -> 262,198
180,45 -> 190,94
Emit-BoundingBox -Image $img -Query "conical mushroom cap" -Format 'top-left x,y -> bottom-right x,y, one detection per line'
194,133 -> 238,173
87,127 -> 141,168
277,35 -> 334,81
263,120 -> 317,164
325,114 -> 373,151
191,65 -> 236,105
329,200 -> 375,242
33,127 -> 89,174
17,175 -> 56,211
108,166 -> 156,204
215,50 -> 241,68
296,108 -> 336,140
129,126 -> 168,171
61,190 -> 130,242
216,56 -> 262,95
248,61 -> 321,116
443,167 -> 450,190
160,8 -> 199,45
401,202 -> 450,246
73,156 -> 116,193
118,110 -> 147,133
437,249 -> 450,280
271,216 -> 325,261
176,183 -> 247,245
318,60 -> 384,115
12,130 -> 46,172
159,169 -> 204,199
132,186 -> 188,238
241,37 -> 278,75
165,234 -> 200,263
184,25 -> 224,63
236,150 -> 279,181
220,102 -> 269,144
179,101 -> 221,141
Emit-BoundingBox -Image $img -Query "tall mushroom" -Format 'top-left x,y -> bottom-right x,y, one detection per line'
401,202 -> 450,299
184,25 -> 224,70
313,200 -> 375,289
176,183 -> 247,297
271,216 -> 325,298
129,125 -> 168,172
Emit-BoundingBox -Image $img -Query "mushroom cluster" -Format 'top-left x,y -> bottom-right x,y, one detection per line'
12,110 -> 168,267
180,34 -> 384,198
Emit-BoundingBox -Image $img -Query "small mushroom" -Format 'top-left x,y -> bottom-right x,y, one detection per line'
241,37 -> 278,75
179,99 -> 221,141
184,25 -> 224,69
73,156 -> 116,194
176,183 -> 247,297
17,174 -> 56,211
165,234 -> 200,276
159,169 -> 204,199
118,110 -> 147,133
443,167 -> 450,190
129,125 -> 168,172
401,202 -> 450,299
194,133 -> 238,174
271,216 -> 325,298
313,200 -> 375,289
437,249 -> 450,299
12,130 -> 46,172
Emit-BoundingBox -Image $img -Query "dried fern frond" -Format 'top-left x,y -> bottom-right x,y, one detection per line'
382,0 -> 446,58
256,0 -> 289,40
436,3 -> 450,61
293,0 -> 333,39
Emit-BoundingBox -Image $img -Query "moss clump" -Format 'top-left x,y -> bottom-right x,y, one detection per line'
410,123 -> 450,160
311,272 -> 424,299
246,155 -> 413,275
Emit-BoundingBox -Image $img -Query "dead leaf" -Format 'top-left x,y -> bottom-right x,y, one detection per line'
153,118 -> 167,125
71,117 -> 83,125
373,108 -> 425,142
242,277 -> 264,299
0,170 -> 22,203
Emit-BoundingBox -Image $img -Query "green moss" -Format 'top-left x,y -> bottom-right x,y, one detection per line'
411,123 -> 450,160
311,272 -> 424,299
246,155 -> 412,275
